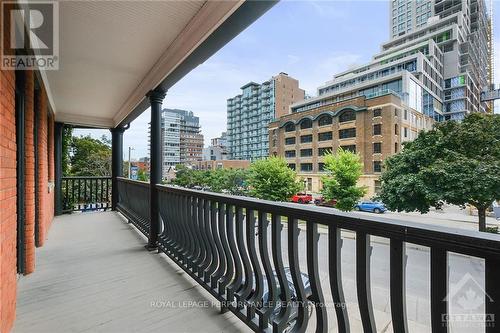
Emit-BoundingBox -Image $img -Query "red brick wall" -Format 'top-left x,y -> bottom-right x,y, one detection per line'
23,71 -> 35,274
0,4 -> 55,328
36,86 -> 54,247
1,1 -> 17,330
0,67 -> 17,333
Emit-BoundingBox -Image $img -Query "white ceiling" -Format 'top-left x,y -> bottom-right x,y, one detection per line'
45,0 -> 242,128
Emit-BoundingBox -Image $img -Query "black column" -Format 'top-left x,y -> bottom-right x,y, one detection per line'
146,88 -> 166,251
54,122 -> 64,216
110,127 -> 125,210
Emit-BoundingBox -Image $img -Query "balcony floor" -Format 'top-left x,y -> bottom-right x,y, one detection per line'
14,212 -> 250,333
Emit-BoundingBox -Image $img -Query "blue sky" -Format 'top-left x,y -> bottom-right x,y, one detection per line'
75,0 -> 500,159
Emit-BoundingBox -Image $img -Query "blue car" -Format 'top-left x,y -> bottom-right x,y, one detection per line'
355,201 -> 386,214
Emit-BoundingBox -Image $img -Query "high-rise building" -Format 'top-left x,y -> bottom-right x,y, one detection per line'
227,73 -> 305,160
309,0 -> 492,121
203,132 -> 228,161
151,109 -> 204,178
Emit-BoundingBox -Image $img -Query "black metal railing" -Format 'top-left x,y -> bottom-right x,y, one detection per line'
61,176 -> 112,213
116,177 -> 150,237
118,180 -> 500,333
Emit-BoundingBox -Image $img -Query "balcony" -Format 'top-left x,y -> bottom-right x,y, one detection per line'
22,177 -> 499,332
15,210 -> 249,332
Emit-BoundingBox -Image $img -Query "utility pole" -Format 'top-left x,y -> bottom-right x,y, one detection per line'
128,146 -> 134,178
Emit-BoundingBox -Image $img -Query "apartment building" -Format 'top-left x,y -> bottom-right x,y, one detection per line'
151,109 -> 204,178
227,73 -> 305,160
307,0 -> 492,122
269,92 -> 434,197
202,132 -> 228,161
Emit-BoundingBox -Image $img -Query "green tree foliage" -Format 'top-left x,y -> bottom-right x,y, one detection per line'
171,165 -> 249,195
70,135 -> 112,176
247,157 -> 301,201
379,113 -> 500,231
321,148 -> 367,211
137,169 -> 148,182
62,127 -> 73,176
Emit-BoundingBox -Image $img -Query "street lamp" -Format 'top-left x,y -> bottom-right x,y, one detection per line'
128,146 -> 135,179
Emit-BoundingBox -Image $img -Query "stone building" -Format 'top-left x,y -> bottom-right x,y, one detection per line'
269,92 -> 434,197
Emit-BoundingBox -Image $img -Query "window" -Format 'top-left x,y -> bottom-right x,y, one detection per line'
285,137 -> 296,145
373,142 -> 382,154
373,108 -> 382,117
318,163 -> 325,172
300,134 -> 313,143
373,124 -> 382,135
300,163 -> 313,172
300,118 -> 312,129
373,161 -> 382,173
374,180 -> 382,194
395,142 -> 398,153
341,145 -> 356,153
318,147 -> 331,156
288,163 -> 296,170
285,123 -> 295,132
300,149 -> 313,157
306,178 -> 313,191
339,110 -> 356,122
404,109 -> 408,120
394,108 -> 399,116
285,150 -> 296,158
318,131 -> 333,141
395,124 -> 399,135
318,114 -> 333,126
404,127 -> 408,137
339,128 -> 356,139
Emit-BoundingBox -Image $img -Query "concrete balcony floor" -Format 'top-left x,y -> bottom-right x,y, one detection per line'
14,212 -> 250,333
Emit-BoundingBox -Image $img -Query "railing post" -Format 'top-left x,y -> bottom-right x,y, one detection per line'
146,88 -> 166,251
54,122 -> 64,216
110,126 -> 125,210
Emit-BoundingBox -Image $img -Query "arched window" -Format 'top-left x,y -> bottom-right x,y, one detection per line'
300,118 -> 312,129
284,122 -> 295,132
339,110 -> 356,123
318,114 -> 333,126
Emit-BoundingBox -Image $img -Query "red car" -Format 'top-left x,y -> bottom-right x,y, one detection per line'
314,196 -> 337,207
291,193 -> 313,204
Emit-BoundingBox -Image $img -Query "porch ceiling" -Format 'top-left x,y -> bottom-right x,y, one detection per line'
39,0 -> 253,128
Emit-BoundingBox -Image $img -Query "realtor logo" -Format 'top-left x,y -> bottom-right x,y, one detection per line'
1,1 -> 59,70
443,273 -> 495,329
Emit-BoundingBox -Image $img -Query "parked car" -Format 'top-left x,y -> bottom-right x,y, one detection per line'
251,268 -> 312,332
291,193 -> 313,204
354,201 -> 386,213
314,196 -> 337,207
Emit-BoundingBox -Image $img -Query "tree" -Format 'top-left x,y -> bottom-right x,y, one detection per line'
247,157 -> 302,201
321,148 -> 366,211
62,127 -> 73,176
70,135 -> 112,176
379,113 -> 500,231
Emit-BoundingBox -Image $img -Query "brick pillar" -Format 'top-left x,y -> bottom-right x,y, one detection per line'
36,87 -> 49,246
23,71 -> 35,274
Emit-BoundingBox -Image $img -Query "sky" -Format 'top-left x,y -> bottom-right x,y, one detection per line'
75,0 -> 500,159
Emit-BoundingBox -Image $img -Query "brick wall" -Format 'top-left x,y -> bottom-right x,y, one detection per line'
0,7 -> 55,329
23,71 -> 35,274
0,62 -> 17,333
1,1 -> 17,330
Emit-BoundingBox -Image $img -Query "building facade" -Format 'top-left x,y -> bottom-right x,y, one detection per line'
269,93 -> 434,197
194,159 -> 251,171
227,73 -> 305,160
203,132 -> 228,161
155,109 -> 204,178
307,0 -> 492,122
